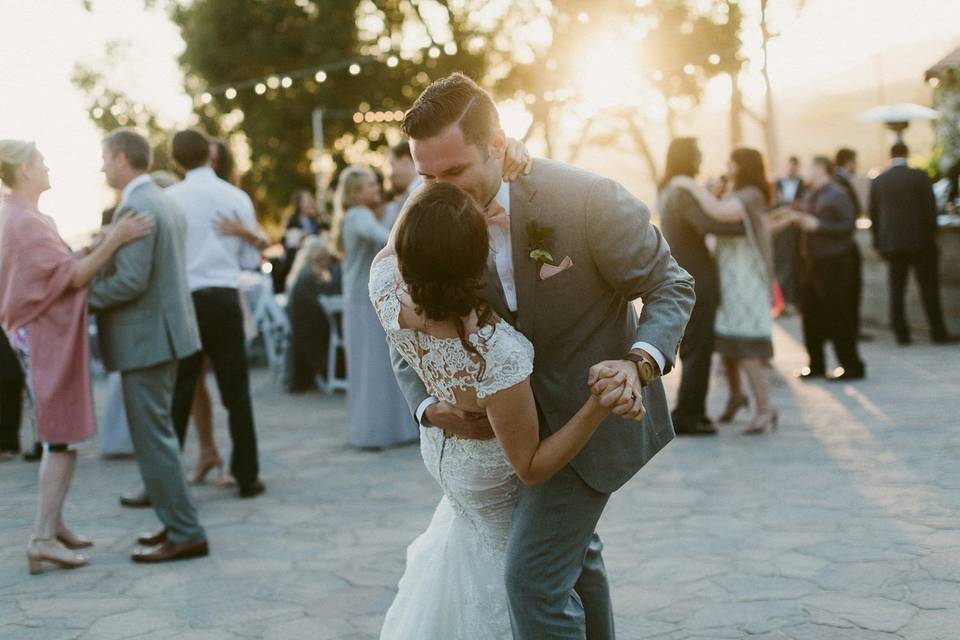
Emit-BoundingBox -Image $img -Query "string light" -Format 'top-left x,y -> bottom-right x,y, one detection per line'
708,54 -> 720,65
267,76 -> 280,89
255,83 -> 267,95
315,71 -> 327,82
428,46 -> 440,59
387,56 -> 399,68
281,76 -> 293,88
349,63 -> 362,75
225,87 -> 237,99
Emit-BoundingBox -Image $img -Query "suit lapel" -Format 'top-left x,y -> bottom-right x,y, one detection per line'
480,255 -> 513,323
510,178 -> 538,340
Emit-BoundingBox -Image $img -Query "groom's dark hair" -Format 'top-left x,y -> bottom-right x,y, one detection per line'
402,73 -> 500,149
171,129 -> 211,171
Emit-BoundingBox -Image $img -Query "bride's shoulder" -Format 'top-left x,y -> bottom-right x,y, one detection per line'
473,320 -> 534,399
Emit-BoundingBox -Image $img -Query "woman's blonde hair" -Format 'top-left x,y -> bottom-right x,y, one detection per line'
330,165 -> 373,258
286,233 -> 334,291
0,140 -> 37,187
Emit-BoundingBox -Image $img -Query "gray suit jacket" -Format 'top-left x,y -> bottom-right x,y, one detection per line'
391,159 -> 695,493
88,179 -> 201,372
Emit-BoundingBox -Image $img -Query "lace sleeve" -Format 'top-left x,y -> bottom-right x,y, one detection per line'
474,325 -> 535,399
368,255 -> 401,331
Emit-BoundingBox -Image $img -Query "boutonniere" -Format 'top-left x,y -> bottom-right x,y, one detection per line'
525,220 -> 556,266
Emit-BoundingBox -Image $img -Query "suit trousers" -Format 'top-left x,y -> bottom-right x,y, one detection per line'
0,378 -> 23,452
122,360 -> 206,544
506,463 -> 613,640
672,287 -> 718,431
773,225 -> 802,305
799,250 -> 864,374
172,288 -> 259,488
886,248 -> 948,341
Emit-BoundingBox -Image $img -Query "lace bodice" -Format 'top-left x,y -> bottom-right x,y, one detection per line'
369,255 -> 534,406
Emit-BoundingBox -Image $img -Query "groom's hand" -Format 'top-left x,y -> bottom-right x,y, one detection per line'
424,402 -> 495,440
588,361 -> 646,421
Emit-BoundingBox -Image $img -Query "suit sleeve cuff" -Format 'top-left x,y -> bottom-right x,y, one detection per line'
631,341 -> 665,376
415,396 -> 439,426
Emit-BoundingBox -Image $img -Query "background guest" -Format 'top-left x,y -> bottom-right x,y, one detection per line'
0,138 -> 152,572
833,147 -> 868,341
285,235 -> 343,392
209,138 -> 236,185
672,148 -> 782,434
383,140 -> 423,228
167,129 -> 266,498
773,155 -> 804,311
657,138 -> 743,437
331,165 -> 417,450
793,157 -> 866,381
869,142 -> 954,344
278,189 -> 326,291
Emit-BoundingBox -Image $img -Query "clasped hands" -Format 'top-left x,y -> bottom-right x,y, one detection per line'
424,358 -> 645,441
769,206 -> 819,232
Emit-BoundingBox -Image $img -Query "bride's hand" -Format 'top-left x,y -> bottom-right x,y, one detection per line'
670,175 -> 697,191
587,367 -> 629,417
502,137 -> 532,182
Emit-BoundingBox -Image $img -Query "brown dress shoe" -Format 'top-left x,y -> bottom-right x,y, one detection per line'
119,490 -> 152,508
132,540 -> 209,564
136,527 -> 168,547
238,480 -> 266,499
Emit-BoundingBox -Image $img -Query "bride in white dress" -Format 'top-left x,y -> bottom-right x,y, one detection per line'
369,182 -> 626,639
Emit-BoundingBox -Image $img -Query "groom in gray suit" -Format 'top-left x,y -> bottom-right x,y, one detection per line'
394,74 -> 695,638
89,128 -> 209,563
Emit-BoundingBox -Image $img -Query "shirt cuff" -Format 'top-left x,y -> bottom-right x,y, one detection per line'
415,396 -> 439,426
631,341 -> 665,375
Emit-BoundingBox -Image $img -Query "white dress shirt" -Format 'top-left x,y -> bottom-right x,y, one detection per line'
414,180 -> 665,425
165,167 -> 261,292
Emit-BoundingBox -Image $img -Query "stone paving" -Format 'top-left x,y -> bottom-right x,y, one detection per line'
1,317 -> 959,639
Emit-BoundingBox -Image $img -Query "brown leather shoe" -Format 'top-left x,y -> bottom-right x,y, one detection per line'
136,527 -> 168,547
237,480 -> 266,499
119,490 -> 152,508
132,540 -> 209,564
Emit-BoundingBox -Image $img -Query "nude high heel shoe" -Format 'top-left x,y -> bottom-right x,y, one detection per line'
191,449 -> 224,484
27,538 -> 88,574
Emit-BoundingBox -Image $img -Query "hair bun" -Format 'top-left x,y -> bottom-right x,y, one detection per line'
405,276 -> 483,323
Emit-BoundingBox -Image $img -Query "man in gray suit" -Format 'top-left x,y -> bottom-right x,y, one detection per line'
396,74 -> 695,639
89,128 -> 209,563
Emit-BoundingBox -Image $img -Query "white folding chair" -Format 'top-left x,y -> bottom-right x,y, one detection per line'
257,293 -> 291,387
317,294 -> 348,394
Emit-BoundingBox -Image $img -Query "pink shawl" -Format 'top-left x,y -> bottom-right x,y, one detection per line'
0,195 -> 95,443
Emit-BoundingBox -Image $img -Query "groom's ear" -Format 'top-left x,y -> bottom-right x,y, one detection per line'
489,129 -> 507,160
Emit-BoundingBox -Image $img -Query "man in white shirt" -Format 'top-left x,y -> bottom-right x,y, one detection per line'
383,140 -> 423,229
166,129 -> 265,499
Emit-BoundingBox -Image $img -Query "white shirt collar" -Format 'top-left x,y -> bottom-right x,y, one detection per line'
493,180 -> 510,216
121,173 -> 153,204
185,166 -> 217,181
890,158 -> 908,167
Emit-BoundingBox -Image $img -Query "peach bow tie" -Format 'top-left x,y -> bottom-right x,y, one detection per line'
485,202 -> 510,230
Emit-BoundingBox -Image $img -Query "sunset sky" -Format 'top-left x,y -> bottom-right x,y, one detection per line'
0,0 -> 957,240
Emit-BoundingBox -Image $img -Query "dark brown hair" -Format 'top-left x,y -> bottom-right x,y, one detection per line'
730,147 -> 773,206
211,138 -> 235,183
394,181 -> 493,365
171,129 -> 211,171
659,137 -> 700,192
401,72 -> 500,149
103,128 -> 152,171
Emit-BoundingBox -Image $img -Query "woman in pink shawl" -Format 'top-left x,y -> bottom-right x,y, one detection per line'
0,140 -> 152,574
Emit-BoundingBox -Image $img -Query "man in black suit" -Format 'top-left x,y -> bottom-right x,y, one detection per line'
659,138 -> 743,436
833,148 -> 868,341
773,156 -> 805,308
869,142 -> 953,344
794,156 -> 866,381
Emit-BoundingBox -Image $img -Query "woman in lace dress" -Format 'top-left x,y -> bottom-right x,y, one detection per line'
369,182 -> 624,639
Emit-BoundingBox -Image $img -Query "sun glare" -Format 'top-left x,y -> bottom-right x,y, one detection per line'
575,41 -> 643,116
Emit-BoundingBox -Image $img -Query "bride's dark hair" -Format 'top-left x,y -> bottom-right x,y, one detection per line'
394,181 -> 493,362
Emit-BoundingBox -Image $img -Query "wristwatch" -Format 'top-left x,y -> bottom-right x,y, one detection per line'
624,350 -> 658,387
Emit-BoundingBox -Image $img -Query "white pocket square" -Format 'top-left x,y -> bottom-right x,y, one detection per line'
539,256 -> 574,281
